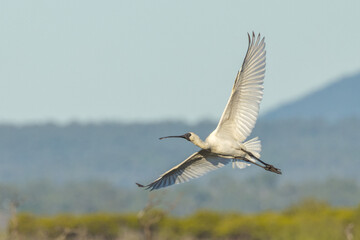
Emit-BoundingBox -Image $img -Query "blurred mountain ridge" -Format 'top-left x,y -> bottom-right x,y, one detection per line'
263,71 -> 360,120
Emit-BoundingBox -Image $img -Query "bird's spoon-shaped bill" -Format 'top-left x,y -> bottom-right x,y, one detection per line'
159,135 -> 187,140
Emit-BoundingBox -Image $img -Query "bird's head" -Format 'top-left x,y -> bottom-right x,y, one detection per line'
159,132 -> 197,142
159,132 -> 209,150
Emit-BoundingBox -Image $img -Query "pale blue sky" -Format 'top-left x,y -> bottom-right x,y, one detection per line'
1,0 -> 359,124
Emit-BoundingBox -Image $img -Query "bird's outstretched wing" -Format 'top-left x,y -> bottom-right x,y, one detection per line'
136,150 -> 230,191
212,32 -> 266,143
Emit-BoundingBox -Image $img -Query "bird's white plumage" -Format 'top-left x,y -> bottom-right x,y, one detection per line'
212,33 -> 266,143
137,33 -> 280,191
232,136 -> 261,169
243,136 -> 261,159
143,150 -> 230,191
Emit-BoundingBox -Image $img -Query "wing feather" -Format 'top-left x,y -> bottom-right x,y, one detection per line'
212,32 -> 266,143
138,150 -> 230,191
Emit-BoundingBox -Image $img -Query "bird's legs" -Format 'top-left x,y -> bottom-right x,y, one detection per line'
240,149 -> 282,175
245,158 -> 282,174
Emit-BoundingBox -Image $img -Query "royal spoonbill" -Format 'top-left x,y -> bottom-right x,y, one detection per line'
137,32 -> 281,191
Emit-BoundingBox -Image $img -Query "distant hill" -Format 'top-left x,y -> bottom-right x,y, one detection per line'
0,118 -> 359,188
263,72 -> 360,120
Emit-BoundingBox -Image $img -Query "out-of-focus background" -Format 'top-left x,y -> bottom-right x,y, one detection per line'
1,0 -> 360,239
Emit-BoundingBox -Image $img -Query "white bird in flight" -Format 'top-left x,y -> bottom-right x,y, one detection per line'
137,32 -> 281,191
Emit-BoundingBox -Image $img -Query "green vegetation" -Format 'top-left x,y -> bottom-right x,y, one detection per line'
6,200 -> 360,240
10,213 -> 138,239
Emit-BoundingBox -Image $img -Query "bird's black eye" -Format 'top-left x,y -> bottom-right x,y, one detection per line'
184,133 -> 191,141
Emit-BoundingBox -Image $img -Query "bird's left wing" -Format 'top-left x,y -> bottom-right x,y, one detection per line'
136,150 -> 230,191
212,33 -> 266,143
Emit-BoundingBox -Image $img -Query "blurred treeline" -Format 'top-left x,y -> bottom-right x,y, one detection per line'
0,118 -> 359,186
1,176 -> 360,215
6,199 -> 360,240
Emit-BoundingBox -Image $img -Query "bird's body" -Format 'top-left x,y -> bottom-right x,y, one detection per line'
137,33 -> 281,191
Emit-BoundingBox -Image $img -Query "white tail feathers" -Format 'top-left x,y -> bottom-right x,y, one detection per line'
244,137 -> 261,159
232,137 -> 262,169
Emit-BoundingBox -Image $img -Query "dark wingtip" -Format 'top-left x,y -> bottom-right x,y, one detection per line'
136,183 -> 145,188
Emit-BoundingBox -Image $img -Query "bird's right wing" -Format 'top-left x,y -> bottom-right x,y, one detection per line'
136,150 -> 230,191
212,33 -> 266,143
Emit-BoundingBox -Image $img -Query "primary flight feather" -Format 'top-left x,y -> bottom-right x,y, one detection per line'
137,32 -> 281,191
